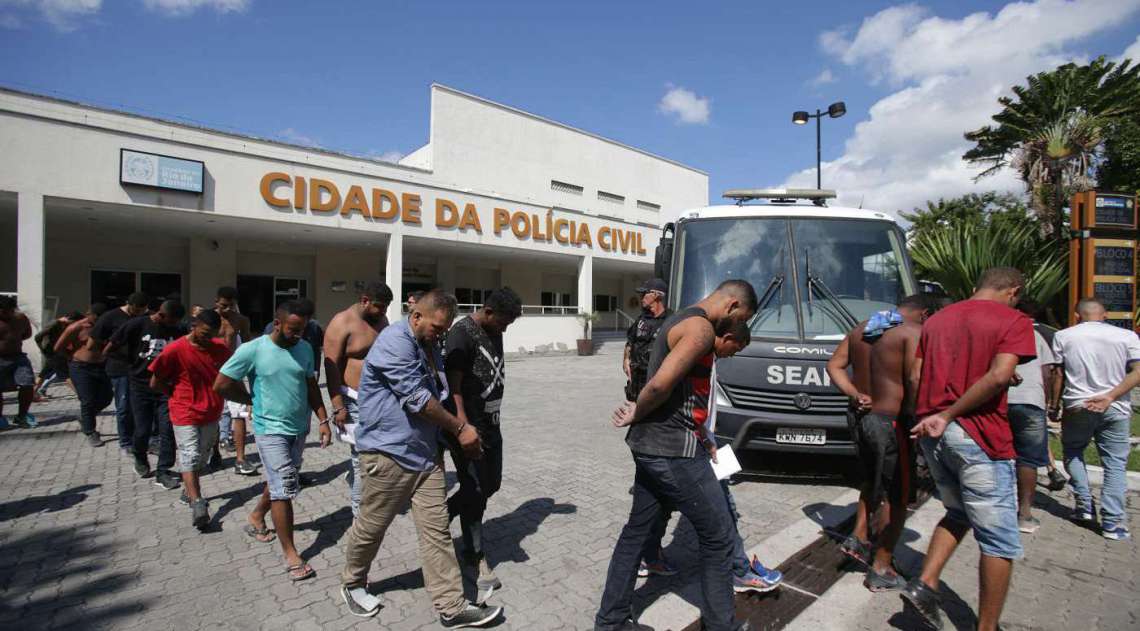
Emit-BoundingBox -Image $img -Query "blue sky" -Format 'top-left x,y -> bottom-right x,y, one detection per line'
2,0 -> 1139,217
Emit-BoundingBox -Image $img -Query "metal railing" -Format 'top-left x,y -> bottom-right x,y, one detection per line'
405,302 -> 581,316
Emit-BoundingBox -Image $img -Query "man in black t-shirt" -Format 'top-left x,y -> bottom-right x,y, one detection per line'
443,287 -> 521,605
624,278 -> 670,402
108,300 -> 186,483
90,292 -> 149,453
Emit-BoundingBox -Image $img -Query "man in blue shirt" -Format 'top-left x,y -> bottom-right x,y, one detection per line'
215,300 -> 331,583
339,290 -> 501,628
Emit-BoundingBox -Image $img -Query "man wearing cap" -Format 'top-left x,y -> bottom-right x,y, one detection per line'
624,279 -> 670,403
622,278 -> 676,578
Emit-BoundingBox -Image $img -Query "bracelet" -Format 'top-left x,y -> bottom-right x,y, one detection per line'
319,419 -> 330,426
456,421 -> 468,437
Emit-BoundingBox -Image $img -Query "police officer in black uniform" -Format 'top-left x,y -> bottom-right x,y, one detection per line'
623,278 -> 670,401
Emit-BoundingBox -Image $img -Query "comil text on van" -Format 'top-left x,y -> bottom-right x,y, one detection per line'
259,173 -> 648,256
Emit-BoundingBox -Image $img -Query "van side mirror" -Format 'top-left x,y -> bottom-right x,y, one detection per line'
654,223 -> 675,281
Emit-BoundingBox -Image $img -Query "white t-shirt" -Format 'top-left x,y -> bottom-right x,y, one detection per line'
1008,329 -> 1054,409
1051,321 -> 1140,416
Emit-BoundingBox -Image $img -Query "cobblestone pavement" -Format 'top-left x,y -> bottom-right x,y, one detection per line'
0,344 -> 854,630
789,473 -> 1139,631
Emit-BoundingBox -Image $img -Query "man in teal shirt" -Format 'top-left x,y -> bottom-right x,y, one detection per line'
215,300 -> 333,582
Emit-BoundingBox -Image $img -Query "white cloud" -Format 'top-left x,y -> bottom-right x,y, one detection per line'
277,128 -> 320,147
140,0 -> 248,16
1122,34 -> 1140,64
809,68 -> 836,87
0,0 -> 101,31
783,0 -> 1140,219
657,84 -> 710,125
368,150 -> 405,163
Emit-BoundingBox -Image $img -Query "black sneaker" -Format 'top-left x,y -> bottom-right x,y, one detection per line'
178,491 -> 190,506
864,567 -> 906,592
900,578 -> 943,630
191,498 -> 210,531
221,438 -> 236,453
154,471 -> 181,490
233,460 -> 259,476
85,433 -> 102,448
207,449 -> 224,472
440,603 -> 503,629
132,458 -> 151,479
341,585 -> 381,618
1046,468 -> 1068,492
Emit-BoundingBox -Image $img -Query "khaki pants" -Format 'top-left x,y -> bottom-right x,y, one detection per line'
341,451 -> 465,617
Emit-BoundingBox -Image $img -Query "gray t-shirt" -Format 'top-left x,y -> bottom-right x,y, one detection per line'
1008,330 -> 1054,409
1051,321 -> 1140,416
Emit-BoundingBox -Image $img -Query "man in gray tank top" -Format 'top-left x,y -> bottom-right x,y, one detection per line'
595,280 -> 758,631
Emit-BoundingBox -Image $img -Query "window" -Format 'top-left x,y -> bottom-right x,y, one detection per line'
598,190 -> 624,204
541,292 -> 575,308
593,294 -> 618,312
274,278 -> 308,310
551,180 -> 584,195
91,270 -> 183,309
637,200 -> 661,212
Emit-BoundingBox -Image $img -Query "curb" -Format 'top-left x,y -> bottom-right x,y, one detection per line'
636,488 -> 861,630
1051,460 -> 1140,492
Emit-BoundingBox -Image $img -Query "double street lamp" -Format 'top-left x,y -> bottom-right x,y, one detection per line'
792,101 -> 846,190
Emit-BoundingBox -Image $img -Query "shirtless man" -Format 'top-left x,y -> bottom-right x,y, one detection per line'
323,281 -> 392,516
826,314 -> 875,563
860,295 -> 934,591
55,303 -> 112,446
0,296 -> 35,428
214,286 -> 254,473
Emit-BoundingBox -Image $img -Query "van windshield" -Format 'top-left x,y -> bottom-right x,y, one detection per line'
672,217 -> 913,341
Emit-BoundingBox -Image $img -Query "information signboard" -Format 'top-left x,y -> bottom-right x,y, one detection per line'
1094,194 -> 1136,227
1094,282 -> 1134,312
120,149 -> 204,194
1094,245 -> 1135,276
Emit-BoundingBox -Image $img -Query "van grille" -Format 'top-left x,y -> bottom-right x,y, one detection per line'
721,383 -> 848,415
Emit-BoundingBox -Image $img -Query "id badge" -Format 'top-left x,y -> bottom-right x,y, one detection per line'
484,399 -> 502,426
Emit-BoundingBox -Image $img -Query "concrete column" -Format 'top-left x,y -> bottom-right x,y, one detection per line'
385,233 -> 403,323
17,191 -> 45,370
577,253 -> 593,316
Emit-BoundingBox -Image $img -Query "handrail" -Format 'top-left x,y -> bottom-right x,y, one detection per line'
409,302 -> 580,316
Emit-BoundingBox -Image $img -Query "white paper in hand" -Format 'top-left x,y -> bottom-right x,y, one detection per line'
710,444 -> 742,480
335,422 -> 356,446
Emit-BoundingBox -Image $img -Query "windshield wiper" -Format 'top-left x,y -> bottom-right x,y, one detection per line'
804,250 -> 858,331
756,274 -> 784,312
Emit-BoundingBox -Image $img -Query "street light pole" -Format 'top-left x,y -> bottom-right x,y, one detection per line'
792,102 -> 846,190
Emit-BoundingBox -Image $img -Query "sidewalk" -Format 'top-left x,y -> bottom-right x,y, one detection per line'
786,478 -> 1139,631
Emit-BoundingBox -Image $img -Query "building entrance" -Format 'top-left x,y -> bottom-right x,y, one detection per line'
236,275 -> 309,333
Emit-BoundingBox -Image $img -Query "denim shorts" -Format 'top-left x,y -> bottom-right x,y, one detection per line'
920,421 -> 1022,559
257,432 -> 307,501
0,353 -> 35,390
1008,404 -> 1049,468
174,423 -> 220,473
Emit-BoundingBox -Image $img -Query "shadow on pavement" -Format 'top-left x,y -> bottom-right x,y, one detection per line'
482,497 -> 578,564
0,522 -> 157,628
0,484 -> 101,521
209,480 -> 265,526
296,505 -> 353,561
733,451 -> 861,487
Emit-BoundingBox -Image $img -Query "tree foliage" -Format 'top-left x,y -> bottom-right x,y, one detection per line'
962,57 -> 1140,242
1097,116 -> 1140,195
901,192 -> 1035,275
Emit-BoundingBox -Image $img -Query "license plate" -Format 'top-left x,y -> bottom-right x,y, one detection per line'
776,427 -> 827,445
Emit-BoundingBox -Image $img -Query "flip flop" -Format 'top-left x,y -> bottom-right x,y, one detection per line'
243,523 -> 276,543
286,563 -> 315,582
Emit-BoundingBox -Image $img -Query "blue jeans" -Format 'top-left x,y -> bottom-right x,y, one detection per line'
130,384 -> 176,473
920,421 -> 1022,560
1062,407 -> 1131,527
1008,404 -> 1049,468
69,361 -> 113,436
344,396 -> 362,517
219,406 -> 233,441
595,453 -> 737,631
256,433 -> 307,501
110,374 -> 134,449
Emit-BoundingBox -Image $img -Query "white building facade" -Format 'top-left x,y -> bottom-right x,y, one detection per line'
0,84 -> 707,361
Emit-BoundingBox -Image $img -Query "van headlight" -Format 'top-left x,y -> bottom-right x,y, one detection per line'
714,381 -> 731,408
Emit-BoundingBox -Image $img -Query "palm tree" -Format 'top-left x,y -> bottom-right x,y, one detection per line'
963,57 -> 1140,244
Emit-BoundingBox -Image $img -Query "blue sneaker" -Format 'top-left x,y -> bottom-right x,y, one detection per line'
1102,524 -> 1131,541
14,413 -> 36,428
750,555 -> 783,587
637,557 -> 678,578
734,568 -> 779,593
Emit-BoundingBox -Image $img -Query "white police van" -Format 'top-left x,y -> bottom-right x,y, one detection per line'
655,189 -> 918,456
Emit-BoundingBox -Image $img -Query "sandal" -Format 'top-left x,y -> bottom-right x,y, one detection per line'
243,523 -> 276,543
286,562 -> 315,582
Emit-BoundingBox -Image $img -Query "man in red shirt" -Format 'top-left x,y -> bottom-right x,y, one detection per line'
900,268 -> 1036,631
149,309 -> 233,532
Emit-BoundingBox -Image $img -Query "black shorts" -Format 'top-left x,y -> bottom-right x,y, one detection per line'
852,412 -> 900,505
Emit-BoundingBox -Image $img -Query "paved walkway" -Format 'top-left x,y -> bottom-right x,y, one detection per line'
0,346 -> 853,630
787,474 -> 1139,631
